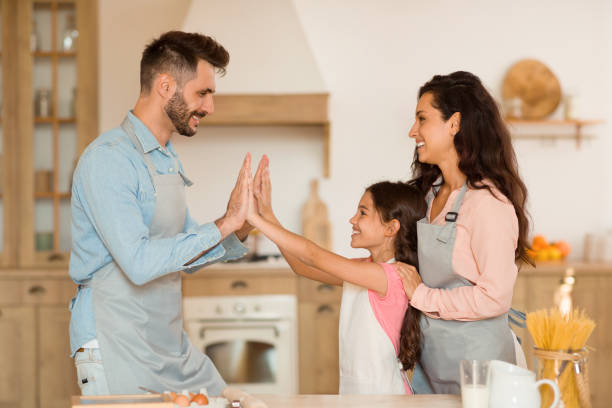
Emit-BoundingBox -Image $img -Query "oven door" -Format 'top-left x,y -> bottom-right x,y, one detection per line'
185,320 -> 296,394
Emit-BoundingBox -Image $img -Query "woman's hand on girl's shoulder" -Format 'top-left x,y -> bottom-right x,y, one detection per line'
394,262 -> 422,299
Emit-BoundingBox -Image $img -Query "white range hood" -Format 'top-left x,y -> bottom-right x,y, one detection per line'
182,0 -> 327,94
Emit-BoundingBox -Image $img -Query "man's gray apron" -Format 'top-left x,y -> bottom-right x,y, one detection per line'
415,184 -> 516,394
89,117 -> 225,395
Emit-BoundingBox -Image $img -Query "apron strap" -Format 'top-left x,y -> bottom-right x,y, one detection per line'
437,184 -> 468,244
120,117 -> 160,191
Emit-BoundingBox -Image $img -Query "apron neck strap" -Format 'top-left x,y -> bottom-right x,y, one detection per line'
437,183 -> 468,244
121,116 -> 159,183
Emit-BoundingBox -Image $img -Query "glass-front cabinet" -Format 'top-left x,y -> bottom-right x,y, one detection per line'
0,0 -> 98,269
18,0 -> 97,267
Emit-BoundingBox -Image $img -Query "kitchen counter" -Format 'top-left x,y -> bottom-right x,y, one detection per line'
256,394 -> 460,407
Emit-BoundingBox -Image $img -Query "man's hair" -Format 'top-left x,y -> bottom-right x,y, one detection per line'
140,31 -> 229,94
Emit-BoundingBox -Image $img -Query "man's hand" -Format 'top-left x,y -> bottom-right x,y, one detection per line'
216,153 -> 251,239
395,261 -> 423,299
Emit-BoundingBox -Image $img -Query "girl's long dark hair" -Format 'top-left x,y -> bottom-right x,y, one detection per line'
366,181 -> 427,371
412,71 -> 531,264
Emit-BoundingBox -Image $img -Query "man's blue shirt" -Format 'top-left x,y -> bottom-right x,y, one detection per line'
68,112 -> 247,355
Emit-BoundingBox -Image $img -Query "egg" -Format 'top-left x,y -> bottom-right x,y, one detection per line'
191,394 -> 209,406
174,394 -> 191,407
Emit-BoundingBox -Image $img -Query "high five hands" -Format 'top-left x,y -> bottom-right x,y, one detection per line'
218,154 -> 273,241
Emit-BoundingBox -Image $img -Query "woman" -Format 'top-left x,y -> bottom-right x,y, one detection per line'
397,71 -> 529,394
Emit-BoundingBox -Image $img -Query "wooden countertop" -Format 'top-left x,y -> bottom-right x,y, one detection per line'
256,394 -> 460,407
2,260 -> 612,279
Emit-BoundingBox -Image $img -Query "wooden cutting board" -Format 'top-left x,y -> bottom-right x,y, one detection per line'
502,59 -> 561,119
302,179 -> 332,250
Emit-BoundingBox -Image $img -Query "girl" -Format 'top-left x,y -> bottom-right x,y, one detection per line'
248,159 -> 426,394
396,71 -> 529,394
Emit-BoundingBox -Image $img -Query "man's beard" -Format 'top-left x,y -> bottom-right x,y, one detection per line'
164,90 -> 206,137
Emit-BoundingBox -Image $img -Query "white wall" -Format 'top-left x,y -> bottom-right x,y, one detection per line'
98,0 -> 190,131
291,0 -> 612,259
99,1 -> 612,260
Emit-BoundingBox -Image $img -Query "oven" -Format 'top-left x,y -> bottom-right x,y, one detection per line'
183,295 -> 298,394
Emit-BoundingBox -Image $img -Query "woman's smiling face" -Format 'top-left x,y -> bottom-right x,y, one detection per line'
409,92 -> 458,165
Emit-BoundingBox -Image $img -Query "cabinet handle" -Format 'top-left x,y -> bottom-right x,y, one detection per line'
28,285 -> 47,295
317,304 -> 334,314
47,253 -> 65,262
317,283 -> 334,292
231,280 -> 248,289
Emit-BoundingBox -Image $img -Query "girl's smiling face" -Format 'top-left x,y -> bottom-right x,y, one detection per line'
349,191 -> 388,250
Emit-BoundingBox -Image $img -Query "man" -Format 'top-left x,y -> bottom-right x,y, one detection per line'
69,31 -> 256,396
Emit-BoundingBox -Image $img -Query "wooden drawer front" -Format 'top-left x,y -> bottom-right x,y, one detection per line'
298,278 -> 342,303
183,276 -> 297,297
22,279 -> 76,306
0,278 -> 76,306
0,280 -> 23,305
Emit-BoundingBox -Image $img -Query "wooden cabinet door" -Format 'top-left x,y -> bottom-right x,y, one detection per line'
298,301 -> 340,394
38,306 -> 79,408
0,305 -> 36,408
571,274 -> 611,408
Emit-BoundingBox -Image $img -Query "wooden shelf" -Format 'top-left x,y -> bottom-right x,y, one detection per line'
200,93 -> 330,177
34,192 -> 71,199
201,94 -> 328,126
34,117 -> 76,124
505,118 -> 605,148
32,51 -> 76,58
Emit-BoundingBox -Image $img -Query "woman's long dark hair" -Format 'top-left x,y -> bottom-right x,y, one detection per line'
411,71 -> 531,264
366,181 -> 427,371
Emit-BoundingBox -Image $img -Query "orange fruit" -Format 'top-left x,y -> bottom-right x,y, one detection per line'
532,235 -> 548,251
548,246 -> 563,261
553,241 -> 571,258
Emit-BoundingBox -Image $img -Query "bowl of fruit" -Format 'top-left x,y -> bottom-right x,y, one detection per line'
527,234 -> 571,262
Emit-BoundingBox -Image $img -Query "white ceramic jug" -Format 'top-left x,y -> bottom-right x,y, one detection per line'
488,360 -> 561,408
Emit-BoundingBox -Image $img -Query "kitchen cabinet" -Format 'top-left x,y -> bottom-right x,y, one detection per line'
512,262 -> 612,408
0,0 -> 99,269
297,277 -> 342,394
0,305 -> 37,408
0,273 -> 79,408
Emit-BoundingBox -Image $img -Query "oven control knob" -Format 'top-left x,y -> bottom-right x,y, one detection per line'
254,304 -> 261,312
233,303 -> 246,314
215,305 -> 223,315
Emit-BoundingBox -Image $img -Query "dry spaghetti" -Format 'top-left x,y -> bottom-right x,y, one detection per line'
526,308 -> 595,408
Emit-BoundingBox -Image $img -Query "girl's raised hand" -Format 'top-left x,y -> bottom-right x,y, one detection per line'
395,262 -> 423,299
253,155 -> 277,222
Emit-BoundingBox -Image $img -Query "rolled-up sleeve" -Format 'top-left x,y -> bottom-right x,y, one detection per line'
77,145 -> 228,285
411,196 -> 518,321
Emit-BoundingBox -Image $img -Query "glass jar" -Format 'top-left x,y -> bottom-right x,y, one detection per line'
534,347 -> 591,408
30,19 -> 40,52
62,13 -> 79,52
35,89 -> 53,117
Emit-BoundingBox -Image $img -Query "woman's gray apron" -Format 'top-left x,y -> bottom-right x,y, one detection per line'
414,184 -> 516,394
89,117 -> 225,395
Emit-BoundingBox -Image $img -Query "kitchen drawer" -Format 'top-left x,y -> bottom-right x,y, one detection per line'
298,277 -> 342,303
0,280 -> 23,305
0,279 -> 75,306
183,275 -> 297,296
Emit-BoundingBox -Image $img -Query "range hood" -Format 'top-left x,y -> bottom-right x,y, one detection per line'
182,0 -> 327,94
